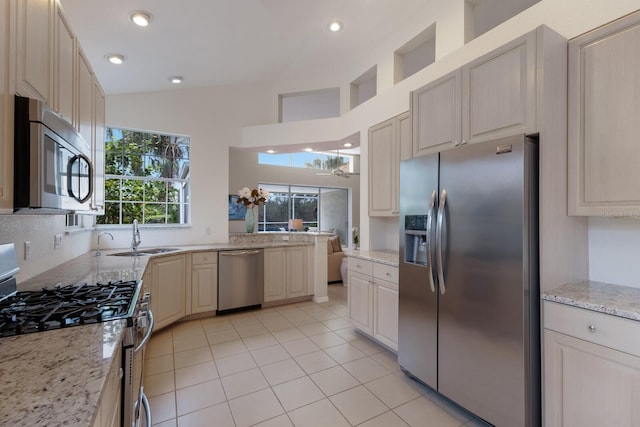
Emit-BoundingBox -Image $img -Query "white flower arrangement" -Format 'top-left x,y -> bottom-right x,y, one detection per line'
237,187 -> 270,206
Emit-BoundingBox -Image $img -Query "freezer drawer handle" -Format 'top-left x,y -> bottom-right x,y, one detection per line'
220,250 -> 262,256
426,189 -> 437,293
436,189 -> 447,295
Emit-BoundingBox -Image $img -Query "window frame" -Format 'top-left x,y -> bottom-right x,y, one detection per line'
98,128 -> 191,227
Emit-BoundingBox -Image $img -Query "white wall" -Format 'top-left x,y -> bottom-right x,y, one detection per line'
0,215 -> 92,282
589,218 -> 640,288
101,83 -> 274,248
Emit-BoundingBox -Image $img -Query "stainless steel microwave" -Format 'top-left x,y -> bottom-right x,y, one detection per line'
14,95 -> 93,213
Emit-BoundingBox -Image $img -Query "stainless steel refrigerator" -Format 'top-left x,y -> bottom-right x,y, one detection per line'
398,134 -> 540,426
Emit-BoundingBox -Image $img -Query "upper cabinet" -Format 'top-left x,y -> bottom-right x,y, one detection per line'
368,111 -> 410,217
463,30 -> 536,142
568,11 -> 640,216
92,82 -> 105,214
77,48 -> 93,145
412,69 -> 462,157
15,0 -> 54,104
412,30 -> 537,157
0,0 -> 12,212
54,2 -> 75,122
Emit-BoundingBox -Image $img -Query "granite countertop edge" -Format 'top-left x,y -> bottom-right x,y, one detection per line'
345,249 -> 399,267
542,280 -> 640,322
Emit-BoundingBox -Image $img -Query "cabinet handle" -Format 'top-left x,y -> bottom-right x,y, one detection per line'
385,272 -> 390,276
588,324 -> 596,333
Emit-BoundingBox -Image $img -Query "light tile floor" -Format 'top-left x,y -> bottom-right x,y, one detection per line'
144,285 -> 491,427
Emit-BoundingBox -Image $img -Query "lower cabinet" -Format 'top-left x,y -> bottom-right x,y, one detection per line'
149,254 -> 187,330
264,246 -> 308,302
92,345 -> 122,427
347,268 -> 373,334
347,257 -> 399,350
190,251 -> 217,313
544,301 -> 640,427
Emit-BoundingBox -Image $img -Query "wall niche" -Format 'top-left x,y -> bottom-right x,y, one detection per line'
465,0 -> 541,42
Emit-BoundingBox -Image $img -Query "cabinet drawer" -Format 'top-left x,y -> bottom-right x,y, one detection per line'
348,258 -> 373,276
373,263 -> 398,284
544,301 -> 640,356
192,251 -> 217,265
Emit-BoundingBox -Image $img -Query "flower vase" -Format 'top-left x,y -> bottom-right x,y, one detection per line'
245,207 -> 256,233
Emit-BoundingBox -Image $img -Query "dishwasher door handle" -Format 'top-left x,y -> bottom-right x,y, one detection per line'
220,250 -> 262,256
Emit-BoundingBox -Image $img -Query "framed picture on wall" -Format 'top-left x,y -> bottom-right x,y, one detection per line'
228,195 -> 247,220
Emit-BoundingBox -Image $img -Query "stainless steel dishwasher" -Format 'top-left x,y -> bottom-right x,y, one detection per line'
217,249 -> 264,314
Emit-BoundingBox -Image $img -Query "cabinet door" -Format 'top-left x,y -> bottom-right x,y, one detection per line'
77,49 -> 93,143
54,5 -> 74,121
412,69 -> 462,157
347,272 -> 373,334
544,329 -> 640,427
92,83 -> 105,214
369,118 -> 397,216
264,248 -> 286,302
0,0 -> 11,212
15,0 -> 54,103
286,247 -> 307,298
398,111 -> 413,161
568,11 -> 640,216
191,263 -> 217,313
463,31 -> 536,143
150,255 -> 187,329
373,279 -> 398,350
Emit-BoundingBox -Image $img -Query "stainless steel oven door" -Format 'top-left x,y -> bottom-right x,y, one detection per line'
123,299 -> 154,427
134,307 -> 154,427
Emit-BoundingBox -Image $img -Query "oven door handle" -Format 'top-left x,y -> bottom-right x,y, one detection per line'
134,309 -> 154,354
141,391 -> 152,427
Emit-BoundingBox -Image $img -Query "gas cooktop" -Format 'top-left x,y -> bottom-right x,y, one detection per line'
0,280 -> 141,337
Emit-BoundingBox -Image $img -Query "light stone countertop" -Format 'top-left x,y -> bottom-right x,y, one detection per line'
0,320 -> 126,426
542,281 -> 640,322
345,249 -> 399,267
2,240 -> 317,426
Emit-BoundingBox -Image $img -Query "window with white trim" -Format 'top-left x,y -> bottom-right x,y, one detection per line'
98,128 -> 190,225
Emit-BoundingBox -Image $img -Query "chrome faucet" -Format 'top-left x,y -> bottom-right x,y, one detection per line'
132,219 -> 142,252
95,232 -> 114,256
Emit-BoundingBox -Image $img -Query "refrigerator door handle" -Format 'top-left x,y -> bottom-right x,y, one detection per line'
426,189 -> 437,293
436,189 -> 447,295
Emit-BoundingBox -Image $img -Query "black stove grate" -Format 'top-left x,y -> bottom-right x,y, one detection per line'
0,280 -> 139,337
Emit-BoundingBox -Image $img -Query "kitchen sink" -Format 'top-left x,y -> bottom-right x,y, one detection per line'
108,248 -> 180,257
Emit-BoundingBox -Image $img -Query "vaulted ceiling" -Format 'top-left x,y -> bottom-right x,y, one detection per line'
60,0 -> 431,95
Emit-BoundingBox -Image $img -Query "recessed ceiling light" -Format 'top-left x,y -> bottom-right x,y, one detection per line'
343,142 -> 353,148
105,54 -> 125,65
329,21 -> 343,32
130,11 -> 152,27
304,148 -> 314,152
266,149 -> 277,154
169,76 -> 183,84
